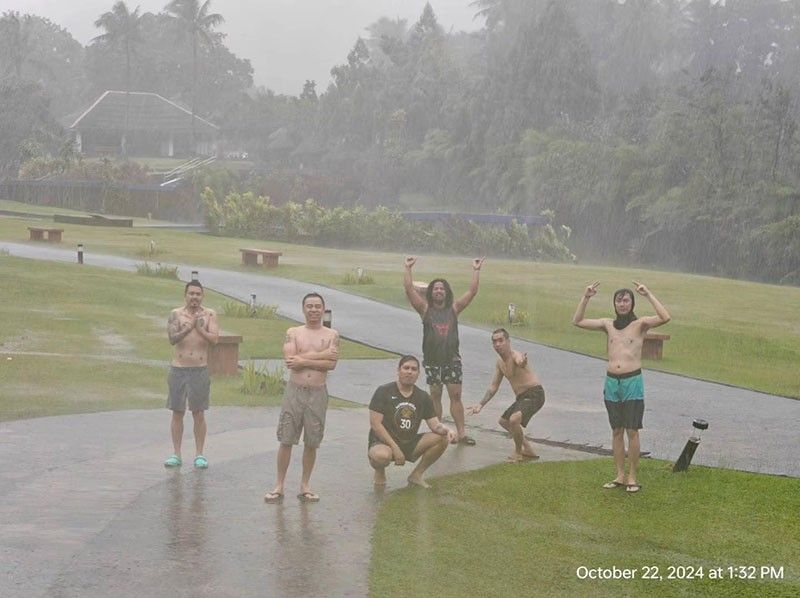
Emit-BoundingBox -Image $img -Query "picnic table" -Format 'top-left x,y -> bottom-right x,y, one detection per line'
28,227 -> 64,243
239,248 -> 282,268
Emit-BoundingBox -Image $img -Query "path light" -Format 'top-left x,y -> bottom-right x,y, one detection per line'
149,239 -> 156,255
250,293 -> 257,316
191,270 -> 199,281
508,303 -> 516,325
672,419 -> 709,472
357,267 -> 364,282
323,309 -> 332,328
77,243 -> 84,265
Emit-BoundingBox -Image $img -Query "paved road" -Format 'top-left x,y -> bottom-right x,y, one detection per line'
3,241 -> 797,477
1,240 -> 798,596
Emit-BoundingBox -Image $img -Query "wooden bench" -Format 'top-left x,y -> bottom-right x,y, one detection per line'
28,227 -> 64,243
643,332 -> 671,360
239,248 -> 283,268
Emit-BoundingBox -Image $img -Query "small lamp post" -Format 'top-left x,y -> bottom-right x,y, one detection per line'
77,243 -> 84,265
356,267 -> 364,283
507,303 -> 516,325
323,309 -> 332,328
191,270 -> 199,282
672,419 -> 709,472
250,293 -> 257,316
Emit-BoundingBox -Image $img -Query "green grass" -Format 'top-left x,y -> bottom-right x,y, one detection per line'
1,207 -> 798,397
370,459 -> 800,597
0,255 -> 391,421
0,198 -> 171,225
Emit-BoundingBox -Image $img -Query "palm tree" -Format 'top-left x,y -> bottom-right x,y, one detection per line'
93,2 -> 142,156
164,0 -> 224,153
0,11 -> 48,79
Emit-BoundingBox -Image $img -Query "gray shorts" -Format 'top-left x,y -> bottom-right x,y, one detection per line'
167,366 -> 210,412
277,381 -> 329,448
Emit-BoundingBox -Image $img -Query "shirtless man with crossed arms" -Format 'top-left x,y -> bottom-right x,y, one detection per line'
265,292 -> 339,504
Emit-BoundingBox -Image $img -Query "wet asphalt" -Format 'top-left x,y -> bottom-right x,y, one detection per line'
1,240 -> 798,596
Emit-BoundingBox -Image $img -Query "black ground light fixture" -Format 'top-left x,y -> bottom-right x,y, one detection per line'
672,419 -> 709,472
323,309 -> 332,328
508,303 -> 516,325
250,293 -> 257,316
191,270 -> 199,281
77,243 -> 84,265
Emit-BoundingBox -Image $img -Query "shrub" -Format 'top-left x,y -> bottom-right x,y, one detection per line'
222,300 -> 278,319
135,262 -> 178,279
240,361 -> 286,395
341,268 -> 375,285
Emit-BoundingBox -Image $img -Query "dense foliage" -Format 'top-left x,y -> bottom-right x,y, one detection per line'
1,1 -> 799,282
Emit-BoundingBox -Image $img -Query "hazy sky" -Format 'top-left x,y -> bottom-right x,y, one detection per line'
0,0 -> 481,94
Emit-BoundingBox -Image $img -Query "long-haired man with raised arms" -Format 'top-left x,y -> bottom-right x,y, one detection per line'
403,256 -> 484,446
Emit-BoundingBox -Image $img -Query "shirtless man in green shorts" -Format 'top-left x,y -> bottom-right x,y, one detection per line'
572,281 -> 670,493
467,328 -> 545,462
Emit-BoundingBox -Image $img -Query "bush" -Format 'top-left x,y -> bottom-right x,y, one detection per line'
222,300 -> 278,319
202,188 -> 576,262
341,268 -> 375,285
240,361 -> 286,395
135,262 -> 178,279
490,306 -> 532,328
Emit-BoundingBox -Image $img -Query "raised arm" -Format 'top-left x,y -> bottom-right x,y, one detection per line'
467,361 -> 504,415
633,281 -> 671,330
403,256 -> 428,316
572,282 -> 607,331
167,310 -> 193,345
453,257 -> 484,314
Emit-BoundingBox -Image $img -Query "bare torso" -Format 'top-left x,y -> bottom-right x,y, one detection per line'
497,350 -> 541,396
170,307 -> 217,367
604,319 -> 646,373
288,325 -> 338,386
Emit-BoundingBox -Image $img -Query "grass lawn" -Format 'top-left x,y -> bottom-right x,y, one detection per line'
370,459 -> 799,597
0,199 -> 172,225
0,254 -> 391,421
1,205 -> 798,398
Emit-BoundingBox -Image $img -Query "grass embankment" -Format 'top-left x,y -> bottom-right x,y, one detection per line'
370,459 -> 799,597
0,255 -> 391,421
1,202 -> 797,397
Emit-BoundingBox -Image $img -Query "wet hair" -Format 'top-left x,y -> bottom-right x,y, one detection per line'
426,278 -> 453,308
185,280 -> 203,293
398,355 -> 420,369
492,328 -> 509,339
612,288 -> 637,330
302,292 -> 325,307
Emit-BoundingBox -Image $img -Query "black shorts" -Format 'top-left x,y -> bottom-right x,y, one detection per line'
604,399 -> 644,430
368,432 -> 424,462
501,385 -> 545,427
423,360 -> 463,386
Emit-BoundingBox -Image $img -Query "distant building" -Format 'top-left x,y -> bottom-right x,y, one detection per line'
66,91 -> 219,158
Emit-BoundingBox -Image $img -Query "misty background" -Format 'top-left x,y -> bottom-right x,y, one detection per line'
1,0 -> 799,284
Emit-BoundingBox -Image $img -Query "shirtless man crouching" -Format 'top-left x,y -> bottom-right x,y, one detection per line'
265,292 -> 339,504
164,280 -> 219,469
468,328 -> 545,462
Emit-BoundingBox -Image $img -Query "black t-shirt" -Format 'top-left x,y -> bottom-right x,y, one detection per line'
422,306 -> 460,364
368,382 -> 435,445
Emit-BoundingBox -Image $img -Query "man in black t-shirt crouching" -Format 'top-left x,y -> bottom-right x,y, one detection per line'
368,355 -> 457,488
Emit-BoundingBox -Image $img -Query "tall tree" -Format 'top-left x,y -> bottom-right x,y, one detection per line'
93,2 -> 143,156
164,0 -> 224,151
0,11 -> 45,79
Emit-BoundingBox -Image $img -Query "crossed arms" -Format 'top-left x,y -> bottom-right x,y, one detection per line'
283,328 -> 340,371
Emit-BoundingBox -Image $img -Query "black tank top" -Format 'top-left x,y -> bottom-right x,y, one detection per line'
422,306 -> 460,364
